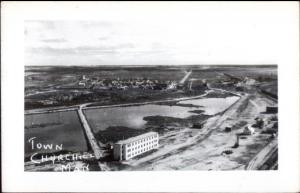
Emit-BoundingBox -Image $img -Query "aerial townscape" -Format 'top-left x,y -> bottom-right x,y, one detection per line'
25,65 -> 278,171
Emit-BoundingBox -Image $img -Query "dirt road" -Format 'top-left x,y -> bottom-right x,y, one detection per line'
25,90 -> 213,115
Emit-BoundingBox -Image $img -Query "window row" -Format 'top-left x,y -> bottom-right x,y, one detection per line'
127,141 -> 158,152
126,136 -> 158,147
127,144 -> 158,158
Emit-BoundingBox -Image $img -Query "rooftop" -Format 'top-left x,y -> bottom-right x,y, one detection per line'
115,131 -> 158,145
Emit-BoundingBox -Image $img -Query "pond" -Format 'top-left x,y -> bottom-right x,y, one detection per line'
25,111 -> 89,158
84,96 -> 240,133
178,96 -> 240,115
85,104 -> 200,133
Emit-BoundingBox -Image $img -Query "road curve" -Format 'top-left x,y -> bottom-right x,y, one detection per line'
25,89 -> 214,114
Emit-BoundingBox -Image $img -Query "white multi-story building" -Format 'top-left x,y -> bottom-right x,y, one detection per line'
113,132 -> 159,161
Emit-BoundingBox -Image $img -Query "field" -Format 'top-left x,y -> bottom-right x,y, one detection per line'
25,65 -> 277,111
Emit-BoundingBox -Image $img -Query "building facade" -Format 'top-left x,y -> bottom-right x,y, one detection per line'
113,132 -> 159,161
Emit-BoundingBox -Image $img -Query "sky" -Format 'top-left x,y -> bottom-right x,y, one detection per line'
25,20 -> 216,66
24,4 -> 283,66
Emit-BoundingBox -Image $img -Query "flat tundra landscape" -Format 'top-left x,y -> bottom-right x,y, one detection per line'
24,65 -> 278,171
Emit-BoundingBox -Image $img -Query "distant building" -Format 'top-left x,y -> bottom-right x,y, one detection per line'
266,106 -> 278,113
243,125 -> 256,135
113,132 -> 159,161
167,81 -> 177,90
78,82 -> 86,87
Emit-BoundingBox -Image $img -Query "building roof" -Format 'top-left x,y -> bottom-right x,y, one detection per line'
115,131 -> 158,145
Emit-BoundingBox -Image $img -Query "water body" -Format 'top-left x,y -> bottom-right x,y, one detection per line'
25,111 -> 89,157
178,96 -> 240,115
84,96 -> 239,133
85,105 -> 200,133
24,96 -> 239,158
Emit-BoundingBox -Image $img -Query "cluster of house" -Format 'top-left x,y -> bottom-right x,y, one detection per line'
78,75 -> 172,90
37,90 -> 92,105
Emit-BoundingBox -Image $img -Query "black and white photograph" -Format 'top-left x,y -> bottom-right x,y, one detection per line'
24,20 -> 279,172
2,1 -> 299,192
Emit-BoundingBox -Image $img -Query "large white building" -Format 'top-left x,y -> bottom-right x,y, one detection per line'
113,132 -> 159,161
